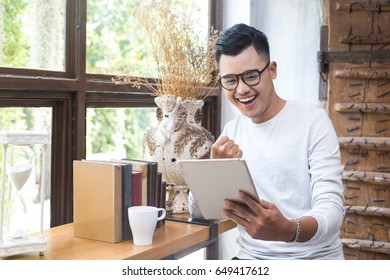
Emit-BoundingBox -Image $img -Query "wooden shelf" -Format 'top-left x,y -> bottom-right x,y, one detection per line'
1,217 -> 236,260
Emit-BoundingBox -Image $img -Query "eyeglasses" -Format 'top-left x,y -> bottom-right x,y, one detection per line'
218,61 -> 270,91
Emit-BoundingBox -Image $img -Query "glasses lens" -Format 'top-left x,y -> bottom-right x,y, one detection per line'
242,70 -> 260,86
220,75 -> 238,90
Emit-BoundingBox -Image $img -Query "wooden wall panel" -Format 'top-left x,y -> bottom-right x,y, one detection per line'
326,0 -> 390,259
341,149 -> 390,173
329,1 -> 390,51
342,214 -> 389,241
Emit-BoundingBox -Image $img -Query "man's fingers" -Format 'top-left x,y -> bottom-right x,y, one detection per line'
224,198 -> 256,219
222,208 -> 251,227
214,135 -> 230,146
234,149 -> 243,158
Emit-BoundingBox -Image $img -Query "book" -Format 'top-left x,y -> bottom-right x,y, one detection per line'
132,170 -> 143,206
156,172 -> 163,210
160,179 -> 167,214
73,160 -> 122,243
146,162 -> 158,206
121,163 -> 133,241
156,172 -> 163,227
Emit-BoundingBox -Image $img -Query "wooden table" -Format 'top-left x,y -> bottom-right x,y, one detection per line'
1,216 -> 236,260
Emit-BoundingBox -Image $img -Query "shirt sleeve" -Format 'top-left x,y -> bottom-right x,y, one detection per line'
305,109 -> 345,242
188,191 -> 205,219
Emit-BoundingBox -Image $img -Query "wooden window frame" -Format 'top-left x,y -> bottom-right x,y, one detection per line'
0,0 -> 223,227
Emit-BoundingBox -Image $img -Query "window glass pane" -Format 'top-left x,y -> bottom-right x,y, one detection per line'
0,107 -> 52,234
86,108 -> 158,160
0,0 -> 66,71
86,0 -> 209,75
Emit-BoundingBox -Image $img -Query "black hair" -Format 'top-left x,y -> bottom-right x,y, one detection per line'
215,23 -> 270,64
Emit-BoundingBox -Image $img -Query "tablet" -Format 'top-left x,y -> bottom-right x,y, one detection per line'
177,158 -> 260,219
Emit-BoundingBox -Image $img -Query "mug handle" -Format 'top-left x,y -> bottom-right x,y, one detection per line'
157,208 -> 166,221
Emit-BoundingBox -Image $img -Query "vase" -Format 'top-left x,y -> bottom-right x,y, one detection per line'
143,94 -> 214,214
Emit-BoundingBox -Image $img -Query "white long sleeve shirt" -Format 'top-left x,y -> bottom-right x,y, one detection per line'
189,100 -> 345,259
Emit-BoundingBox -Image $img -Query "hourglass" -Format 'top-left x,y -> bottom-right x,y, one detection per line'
0,130 -> 50,257
6,145 -> 34,239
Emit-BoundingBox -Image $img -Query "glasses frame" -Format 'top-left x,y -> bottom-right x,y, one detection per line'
218,61 -> 270,91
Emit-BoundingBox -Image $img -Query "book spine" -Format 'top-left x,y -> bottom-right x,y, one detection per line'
156,172 -> 163,227
121,164 -> 133,240
147,163 -> 158,207
132,170 -> 142,206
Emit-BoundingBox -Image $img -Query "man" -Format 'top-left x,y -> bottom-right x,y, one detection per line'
189,23 -> 345,259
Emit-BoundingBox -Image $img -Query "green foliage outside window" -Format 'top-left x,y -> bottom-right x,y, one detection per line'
86,108 -> 158,160
0,0 -> 29,66
86,0 -> 150,74
86,0 -> 207,75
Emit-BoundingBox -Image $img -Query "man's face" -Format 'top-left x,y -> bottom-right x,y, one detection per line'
218,46 -> 278,124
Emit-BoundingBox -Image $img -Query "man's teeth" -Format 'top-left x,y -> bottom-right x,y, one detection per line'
238,96 -> 255,103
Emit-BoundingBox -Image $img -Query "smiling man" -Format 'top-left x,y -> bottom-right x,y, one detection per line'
189,23 -> 345,260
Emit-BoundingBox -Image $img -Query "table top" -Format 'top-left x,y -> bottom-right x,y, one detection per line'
2,216 -> 236,260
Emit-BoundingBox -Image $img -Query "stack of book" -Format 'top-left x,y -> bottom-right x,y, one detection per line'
73,159 -> 166,243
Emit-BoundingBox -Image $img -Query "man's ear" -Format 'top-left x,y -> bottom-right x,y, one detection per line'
269,61 -> 277,79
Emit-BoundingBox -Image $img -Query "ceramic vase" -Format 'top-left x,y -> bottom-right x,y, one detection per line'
143,94 -> 214,214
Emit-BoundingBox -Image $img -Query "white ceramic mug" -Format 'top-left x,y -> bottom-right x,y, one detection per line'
128,206 -> 166,246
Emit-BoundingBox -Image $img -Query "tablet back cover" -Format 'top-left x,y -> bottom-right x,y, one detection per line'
178,158 -> 259,219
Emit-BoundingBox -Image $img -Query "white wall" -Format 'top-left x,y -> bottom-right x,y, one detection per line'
251,0 -> 322,105
218,0 -> 323,260
219,0 -> 252,126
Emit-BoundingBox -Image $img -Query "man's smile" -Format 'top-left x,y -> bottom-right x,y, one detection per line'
237,94 -> 257,105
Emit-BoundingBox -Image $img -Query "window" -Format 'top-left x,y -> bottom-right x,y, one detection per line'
0,0 -> 222,228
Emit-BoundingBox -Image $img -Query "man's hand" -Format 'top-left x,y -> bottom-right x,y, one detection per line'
222,191 -> 318,242
222,191 -> 296,242
211,135 -> 243,158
